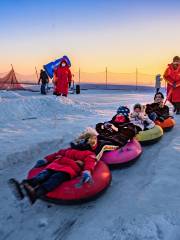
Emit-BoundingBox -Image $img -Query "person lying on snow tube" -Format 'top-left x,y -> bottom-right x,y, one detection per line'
8,148 -> 96,205
145,92 -> 173,122
95,106 -> 138,146
130,103 -> 155,131
71,127 -> 119,161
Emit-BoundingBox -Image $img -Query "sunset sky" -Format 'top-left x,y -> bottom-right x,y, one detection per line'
1,0 -> 180,81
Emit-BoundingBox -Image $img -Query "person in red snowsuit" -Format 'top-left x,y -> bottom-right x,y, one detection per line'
163,56 -> 180,114
8,148 -> 96,204
53,60 -> 72,97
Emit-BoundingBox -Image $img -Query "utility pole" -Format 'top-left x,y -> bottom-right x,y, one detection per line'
136,68 -> 138,90
105,67 -> 107,89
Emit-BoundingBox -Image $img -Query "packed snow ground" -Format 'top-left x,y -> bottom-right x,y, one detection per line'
0,88 -> 180,240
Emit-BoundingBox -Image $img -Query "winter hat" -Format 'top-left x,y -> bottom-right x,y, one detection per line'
133,103 -> 143,111
117,106 -> 130,117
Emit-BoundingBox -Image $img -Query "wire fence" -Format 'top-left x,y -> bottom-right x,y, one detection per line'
0,69 -> 166,89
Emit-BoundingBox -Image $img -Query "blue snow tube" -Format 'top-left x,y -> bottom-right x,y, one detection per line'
43,55 -> 71,78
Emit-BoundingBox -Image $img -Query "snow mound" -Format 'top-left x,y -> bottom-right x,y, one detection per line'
0,94 -> 96,123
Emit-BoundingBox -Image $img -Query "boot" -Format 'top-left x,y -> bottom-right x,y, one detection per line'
22,183 -> 47,205
22,183 -> 37,205
176,109 -> 180,115
8,178 -> 25,200
22,178 -> 39,188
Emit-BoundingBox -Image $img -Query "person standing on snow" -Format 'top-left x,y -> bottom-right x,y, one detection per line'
163,56 -> 180,114
38,69 -> 49,95
53,60 -> 72,97
155,74 -> 162,93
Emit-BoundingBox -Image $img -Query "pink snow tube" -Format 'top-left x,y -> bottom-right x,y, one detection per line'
100,139 -> 142,166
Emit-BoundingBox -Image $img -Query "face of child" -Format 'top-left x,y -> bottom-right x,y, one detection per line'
154,94 -> 163,104
134,107 -> 141,113
88,135 -> 97,147
115,114 -> 126,123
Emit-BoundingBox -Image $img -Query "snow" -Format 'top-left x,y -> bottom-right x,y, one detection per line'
0,88 -> 180,240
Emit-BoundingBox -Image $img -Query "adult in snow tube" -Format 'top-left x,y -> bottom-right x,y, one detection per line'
135,125 -> 163,145
155,117 -> 176,131
27,161 -> 111,204
53,60 -> 72,97
146,92 -> 173,123
163,56 -> 180,114
100,139 -> 142,167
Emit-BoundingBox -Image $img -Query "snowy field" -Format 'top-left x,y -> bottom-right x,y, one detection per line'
0,88 -> 180,240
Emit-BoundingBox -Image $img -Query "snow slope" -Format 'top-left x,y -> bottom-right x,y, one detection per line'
0,89 -> 180,240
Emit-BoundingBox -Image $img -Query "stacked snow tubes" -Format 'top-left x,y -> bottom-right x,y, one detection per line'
27,161 -> 111,204
135,125 -> 163,145
100,139 -> 142,168
155,117 -> 176,131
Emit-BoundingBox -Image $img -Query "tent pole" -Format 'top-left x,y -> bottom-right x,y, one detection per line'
11,64 -> 14,72
10,64 -> 17,82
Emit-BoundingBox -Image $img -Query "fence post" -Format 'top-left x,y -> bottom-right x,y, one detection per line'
136,68 -> 138,90
105,67 -> 107,89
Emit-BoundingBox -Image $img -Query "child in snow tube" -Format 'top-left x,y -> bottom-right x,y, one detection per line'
145,92 -> 175,131
130,103 -> 155,131
71,127 -> 141,167
132,103 -> 163,144
95,106 -> 138,148
71,127 -> 119,161
8,148 -> 97,205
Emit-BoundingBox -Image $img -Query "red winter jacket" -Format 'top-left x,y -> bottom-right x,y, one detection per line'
44,148 -> 96,178
54,66 -> 72,95
163,64 -> 180,103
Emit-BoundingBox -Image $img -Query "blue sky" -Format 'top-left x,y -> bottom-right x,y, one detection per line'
1,0 -> 180,76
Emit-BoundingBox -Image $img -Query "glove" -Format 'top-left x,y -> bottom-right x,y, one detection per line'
173,82 -> 176,88
149,112 -> 157,121
82,170 -> 92,183
158,116 -> 164,122
34,159 -> 48,168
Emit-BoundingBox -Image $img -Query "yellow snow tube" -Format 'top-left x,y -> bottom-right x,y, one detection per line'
135,125 -> 163,145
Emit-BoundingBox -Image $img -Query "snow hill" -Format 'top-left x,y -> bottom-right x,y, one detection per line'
0,89 -> 180,240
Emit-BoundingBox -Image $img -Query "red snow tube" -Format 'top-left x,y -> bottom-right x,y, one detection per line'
155,117 -> 175,131
27,161 -> 111,204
